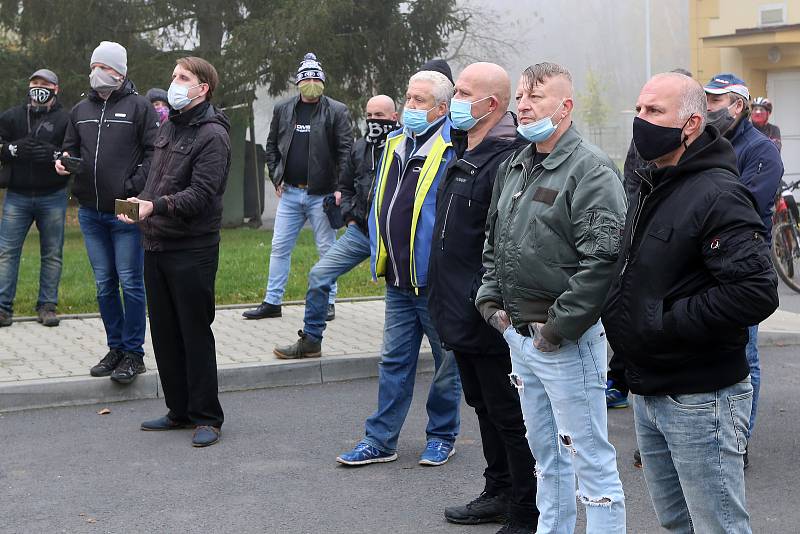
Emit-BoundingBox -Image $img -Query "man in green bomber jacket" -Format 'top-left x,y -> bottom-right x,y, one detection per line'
475,62 -> 628,533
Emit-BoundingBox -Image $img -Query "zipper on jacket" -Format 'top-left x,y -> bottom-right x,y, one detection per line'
93,101 -> 107,211
440,193 -> 455,250
620,169 -> 652,278
385,146 -> 423,286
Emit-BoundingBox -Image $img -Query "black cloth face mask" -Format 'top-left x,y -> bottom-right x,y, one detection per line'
707,107 -> 736,135
632,115 -> 692,162
28,87 -> 54,106
365,118 -> 400,145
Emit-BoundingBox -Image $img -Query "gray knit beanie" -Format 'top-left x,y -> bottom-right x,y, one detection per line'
90,41 -> 128,76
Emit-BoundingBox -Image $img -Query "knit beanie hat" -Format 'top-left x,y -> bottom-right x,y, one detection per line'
146,88 -> 168,104
420,59 -> 453,85
296,53 -> 326,84
90,41 -> 128,76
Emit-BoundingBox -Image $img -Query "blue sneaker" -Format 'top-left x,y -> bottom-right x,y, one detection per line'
419,440 -> 455,466
336,440 -> 398,466
606,380 -> 629,409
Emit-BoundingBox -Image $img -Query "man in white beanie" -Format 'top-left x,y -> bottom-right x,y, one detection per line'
243,52 -> 353,323
55,40 -> 159,385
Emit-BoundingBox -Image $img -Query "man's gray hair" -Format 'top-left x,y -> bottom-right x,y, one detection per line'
409,70 -> 454,105
521,62 -> 573,92
655,72 -> 707,127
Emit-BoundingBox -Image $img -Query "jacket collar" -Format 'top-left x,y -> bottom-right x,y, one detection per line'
455,112 -> 523,169
509,122 -> 582,170
393,116 -> 451,164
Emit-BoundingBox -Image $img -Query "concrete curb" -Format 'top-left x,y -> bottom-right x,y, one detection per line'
0,351 -> 435,414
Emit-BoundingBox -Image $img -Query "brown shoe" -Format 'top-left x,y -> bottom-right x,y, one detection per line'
36,303 -> 60,327
273,330 -> 322,359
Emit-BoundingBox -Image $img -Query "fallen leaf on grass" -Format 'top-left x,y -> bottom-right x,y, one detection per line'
97,408 -> 111,415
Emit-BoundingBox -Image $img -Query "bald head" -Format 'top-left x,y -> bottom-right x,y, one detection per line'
638,72 -> 707,128
457,62 -> 511,110
365,94 -> 397,119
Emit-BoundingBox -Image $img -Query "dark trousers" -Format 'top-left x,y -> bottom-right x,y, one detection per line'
454,350 -> 539,524
607,351 -> 629,396
144,246 -> 224,428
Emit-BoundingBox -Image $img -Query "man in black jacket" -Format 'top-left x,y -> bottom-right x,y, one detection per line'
427,62 -> 538,534
0,69 -> 70,328
273,95 -> 398,358
602,72 -> 778,533
56,41 -> 159,384
119,56 -> 230,448
243,52 -> 352,321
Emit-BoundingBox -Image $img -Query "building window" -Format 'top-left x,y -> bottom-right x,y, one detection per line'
759,3 -> 786,26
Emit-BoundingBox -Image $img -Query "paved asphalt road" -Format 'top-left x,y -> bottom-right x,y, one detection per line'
2,345 -> 799,534
778,279 -> 800,314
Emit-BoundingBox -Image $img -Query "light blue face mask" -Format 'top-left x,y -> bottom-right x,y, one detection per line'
403,106 -> 436,135
517,99 -> 565,143
168,81 -> 202,110
450,96 -> 492,131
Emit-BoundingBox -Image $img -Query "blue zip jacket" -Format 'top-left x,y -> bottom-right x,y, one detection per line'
369,117 -> 455,289
727,117 -> 783,237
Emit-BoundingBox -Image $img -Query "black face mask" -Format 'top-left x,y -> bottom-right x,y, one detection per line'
632,116 -> 692,162
28,87 -> 54,106
707,108 -> 736,135
365,118 -> 400,145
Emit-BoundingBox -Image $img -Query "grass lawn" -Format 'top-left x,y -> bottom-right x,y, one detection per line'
9,211 -> 383,316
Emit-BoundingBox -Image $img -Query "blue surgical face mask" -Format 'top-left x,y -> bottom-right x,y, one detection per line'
403,106 -> 436,135
450,96 -> 492,131
517,99 -> 565,143
168,81 -> 202,110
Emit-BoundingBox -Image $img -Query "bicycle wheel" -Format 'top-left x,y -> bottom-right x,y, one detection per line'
771,221 -> 800,292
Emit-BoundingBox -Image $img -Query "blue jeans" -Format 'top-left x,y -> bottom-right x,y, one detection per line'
0,188 -> 67,313
303,224 -> 370,340
363,285 -> 461,453
264,186 -> 336,305
504,321 -> 626,534
745,325 -> 759,438
78,207 -> 146,355
633,378 -> 753,534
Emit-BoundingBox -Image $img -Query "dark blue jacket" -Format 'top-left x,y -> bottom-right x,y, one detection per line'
727,117 -> 783,237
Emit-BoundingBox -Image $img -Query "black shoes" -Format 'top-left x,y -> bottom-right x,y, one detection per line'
444,492 -> 509,525
36,303 -> 60,327
192,426 -> 221,447
496,521 -> 537,533
90,349 -> 125,377
110,352 -> 146,384
141,415 -> 193,431
327,304 -> 335,321
242,302 -> 282,319
274,330 -> 322,359
0,309 -> 11,327
633,448 -> 642,468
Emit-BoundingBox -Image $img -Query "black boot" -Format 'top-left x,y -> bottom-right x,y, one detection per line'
444,492 -> 508,525
326,304 -> 335,321
273,331 -> 322,359
242,302 -> 282,319
110,352 -> 147,384
90,349 -> 124,377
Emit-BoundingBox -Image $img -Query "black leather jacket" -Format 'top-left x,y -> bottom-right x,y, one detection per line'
265,95 -> 352,195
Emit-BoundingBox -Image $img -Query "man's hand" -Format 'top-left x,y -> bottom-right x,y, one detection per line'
54,152 -> 71,175
488,309 -> 512,334
275,184 -> 283,198
116,197 -> 154,224
532,322 -> 560,352
334,191 -> 342,206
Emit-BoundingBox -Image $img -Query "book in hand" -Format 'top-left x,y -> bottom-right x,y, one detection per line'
115,199 -> 140,221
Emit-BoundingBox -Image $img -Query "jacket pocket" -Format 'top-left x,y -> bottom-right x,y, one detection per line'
530,218 -> 579,267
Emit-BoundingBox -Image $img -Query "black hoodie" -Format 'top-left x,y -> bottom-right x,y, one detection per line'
602,126 -> 779,395
139,101 -> 231,252
63,79 -> 160,213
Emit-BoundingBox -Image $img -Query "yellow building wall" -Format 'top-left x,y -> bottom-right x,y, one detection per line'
691,0 -> 800,97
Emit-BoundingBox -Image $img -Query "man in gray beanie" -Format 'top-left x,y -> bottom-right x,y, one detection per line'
243,52 -> 353,324
55,40 -> 159,385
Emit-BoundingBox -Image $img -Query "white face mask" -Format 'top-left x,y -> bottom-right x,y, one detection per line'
168,82 -> 203,110
89,67 -> 122,92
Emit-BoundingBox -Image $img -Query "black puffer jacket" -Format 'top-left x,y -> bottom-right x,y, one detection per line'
339,137 -> 384,235
0,100 -> 70,193
265,95 -> 352,195
602,126 -> 779,396
428,113 -> 526,355
62,79 -> 159,213
138,102 -> 231,252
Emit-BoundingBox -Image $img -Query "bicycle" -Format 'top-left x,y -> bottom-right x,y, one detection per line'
771,180 -> 800,293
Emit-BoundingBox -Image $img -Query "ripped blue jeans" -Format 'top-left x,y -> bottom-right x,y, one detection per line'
504,320 -> 626,534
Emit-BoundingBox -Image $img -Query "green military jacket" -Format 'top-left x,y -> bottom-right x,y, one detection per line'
475,124 -> 627,343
